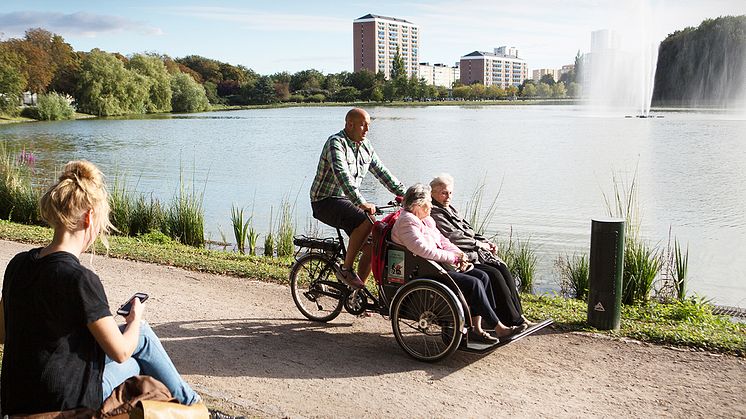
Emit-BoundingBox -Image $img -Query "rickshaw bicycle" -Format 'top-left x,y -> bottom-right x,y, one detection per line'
289,202 -> 552,362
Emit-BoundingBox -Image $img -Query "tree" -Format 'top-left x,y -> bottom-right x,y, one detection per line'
0,46 -> 27,112
391,47 -> 406,81
382,81 -> 397,101
536,82 -> 552,98
76,49 -> 148,116
370,86 -> 384,102
176,55 -> 222,84
290,69 -> 324,92
170,72 -> 209,112
567,82 -> 582,97
331,86 -> 360,102
539,74 -> 556,86
573,50 -> 583,84
127,54 -> 172,113
506,85 -> 519,98
522,83 -> 537,97
5,38 -> 53,93
249,75 -> 278,104
653,15 -> 746,106
452,85 -> 470,99
551,82 -> 567,98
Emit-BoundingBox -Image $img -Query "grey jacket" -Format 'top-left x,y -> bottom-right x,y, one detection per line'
430,201 -> 487,263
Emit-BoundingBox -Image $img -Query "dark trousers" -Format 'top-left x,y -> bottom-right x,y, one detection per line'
475,262 -> 524,326
449,268 -> 500,328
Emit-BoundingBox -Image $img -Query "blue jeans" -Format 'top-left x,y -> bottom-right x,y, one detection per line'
102,321 -> 200,405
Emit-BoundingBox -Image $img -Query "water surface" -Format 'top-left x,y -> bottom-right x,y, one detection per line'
1,105 -> 744,306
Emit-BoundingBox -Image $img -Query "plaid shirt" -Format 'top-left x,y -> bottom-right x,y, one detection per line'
310,129 -> 405,205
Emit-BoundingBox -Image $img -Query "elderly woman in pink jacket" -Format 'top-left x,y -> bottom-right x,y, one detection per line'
391,183 -> 519,342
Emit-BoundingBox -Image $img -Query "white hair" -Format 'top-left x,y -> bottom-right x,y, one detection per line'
429,173 -> 454,191
403,183 -> 432,211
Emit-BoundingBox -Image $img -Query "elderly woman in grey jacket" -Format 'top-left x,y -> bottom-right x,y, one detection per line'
429,174 -> 533,328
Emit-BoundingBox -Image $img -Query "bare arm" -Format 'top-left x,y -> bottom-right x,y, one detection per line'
87,298 -> 143,363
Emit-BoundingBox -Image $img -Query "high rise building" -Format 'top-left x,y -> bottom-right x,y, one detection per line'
418,62 -> 459,87
533,68 -> 561,82
459,47 -> 528,88
353,14 -> 420,79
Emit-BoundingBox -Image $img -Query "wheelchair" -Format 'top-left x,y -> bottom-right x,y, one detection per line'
289,209 -> 552,362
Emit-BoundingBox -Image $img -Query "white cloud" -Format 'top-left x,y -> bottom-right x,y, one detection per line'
0,11 -> 163,38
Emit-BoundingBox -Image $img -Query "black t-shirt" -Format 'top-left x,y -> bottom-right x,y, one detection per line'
1,248 -> 111,415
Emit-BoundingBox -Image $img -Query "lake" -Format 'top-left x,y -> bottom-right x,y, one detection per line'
1,105 -> 744,306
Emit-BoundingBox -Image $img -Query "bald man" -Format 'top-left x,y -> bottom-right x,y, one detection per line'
310,108 -> 406,289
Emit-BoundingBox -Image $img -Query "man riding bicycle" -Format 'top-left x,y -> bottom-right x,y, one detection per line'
310,108 -> 406,289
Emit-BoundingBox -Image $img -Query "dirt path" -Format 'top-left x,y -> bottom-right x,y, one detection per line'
1,240 -> 744,418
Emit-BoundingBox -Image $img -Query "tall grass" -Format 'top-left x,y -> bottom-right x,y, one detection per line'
109,173 -> 165,237
512,237 -> 538,293
556,253 -> 590,301
463,175 -> 503,236
166,172 -> 205,247
130,193 -> 165,236
276,197 -> 295,258
674,239 -> 689,301
247,223 -> 259,256
230,204 -> 250,254
109,175 -> 133,235
603,169 -> 661,305
264,206 -> 275,257
0,145 -> 42,225
495,229 -> 538,293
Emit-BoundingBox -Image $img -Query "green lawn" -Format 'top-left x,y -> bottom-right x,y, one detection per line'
0,219 -> 743,356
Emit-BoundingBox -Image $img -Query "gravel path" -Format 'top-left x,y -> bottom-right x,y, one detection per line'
1,240 -> 744,418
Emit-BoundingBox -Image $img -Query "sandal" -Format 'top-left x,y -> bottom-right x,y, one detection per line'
494,325 -> 521,342
468,329 -> 499,343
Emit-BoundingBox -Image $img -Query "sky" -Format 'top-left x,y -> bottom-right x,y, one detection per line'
1,0 -> 744,75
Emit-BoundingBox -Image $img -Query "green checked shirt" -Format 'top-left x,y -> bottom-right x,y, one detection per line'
310,129 -> 405,205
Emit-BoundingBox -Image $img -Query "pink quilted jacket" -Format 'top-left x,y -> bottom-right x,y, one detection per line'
391,210 -> 461,264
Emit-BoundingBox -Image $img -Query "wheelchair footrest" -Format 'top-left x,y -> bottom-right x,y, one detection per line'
460,318 -> 554,353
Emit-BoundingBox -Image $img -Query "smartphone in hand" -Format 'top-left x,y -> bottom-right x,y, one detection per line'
116,292 -> 149,316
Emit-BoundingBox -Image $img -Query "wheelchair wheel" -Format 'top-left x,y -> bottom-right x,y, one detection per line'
391,280 -> 463,362
290,253 -> 344,322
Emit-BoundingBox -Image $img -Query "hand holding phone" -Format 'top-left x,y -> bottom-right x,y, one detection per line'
117,293 -> 149,316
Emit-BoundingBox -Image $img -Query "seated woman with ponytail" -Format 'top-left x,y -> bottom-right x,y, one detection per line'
0,160 -> 200,415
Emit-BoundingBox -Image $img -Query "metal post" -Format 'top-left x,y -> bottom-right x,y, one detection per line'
587,218 -> 625,330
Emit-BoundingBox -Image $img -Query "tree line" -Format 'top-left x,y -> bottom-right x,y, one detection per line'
653,15 -> 746,107
0,28 -> 582,118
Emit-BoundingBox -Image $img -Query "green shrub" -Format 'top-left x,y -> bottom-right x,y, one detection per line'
623,239 -> 661,305
304,93 -> 326,103
512,237 -> 538,293
34,92 -> 75,121
0,145 -> 42,224
276,199 -> 295,258
130,193 -> 165,236
171,72 -> 209,113
165,174 -> 204,247
673,239 -> 689,301
230,204 -> 250,254
557,253 -> 589,301
264,206 -> 275,257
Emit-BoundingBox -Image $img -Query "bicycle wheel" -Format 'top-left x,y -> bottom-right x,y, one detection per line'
290,253 -> 344,322
391,280 -> 463,362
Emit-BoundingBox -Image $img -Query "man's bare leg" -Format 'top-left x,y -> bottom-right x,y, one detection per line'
344,221 -> 372,274
357,242 -> 372,281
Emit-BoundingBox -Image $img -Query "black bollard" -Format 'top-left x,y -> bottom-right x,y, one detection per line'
587,219 -> 625,330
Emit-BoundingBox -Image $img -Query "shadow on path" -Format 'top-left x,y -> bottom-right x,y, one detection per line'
151,317 -> 509,381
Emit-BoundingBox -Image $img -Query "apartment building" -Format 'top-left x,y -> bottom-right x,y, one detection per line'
418,62 -> 459,87
532,68 -> 560,81
459,46 -> 528,88
353,14 -> 420,79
